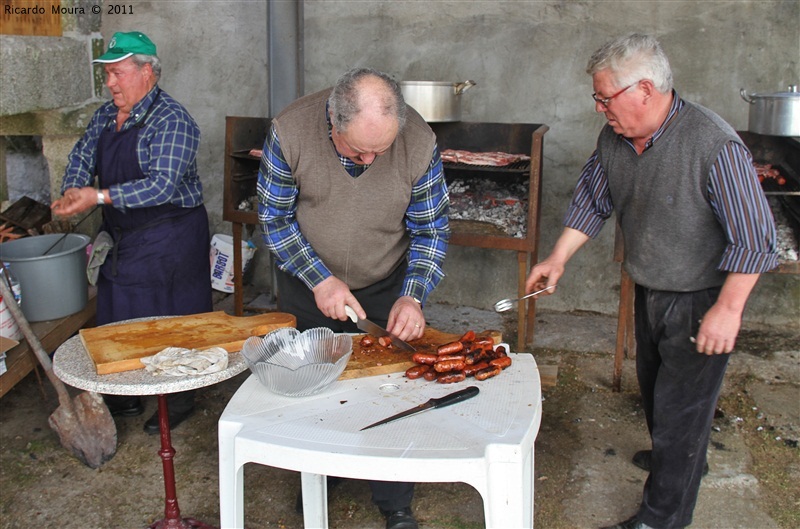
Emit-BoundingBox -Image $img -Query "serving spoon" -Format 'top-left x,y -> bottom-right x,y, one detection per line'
493,285 -> 555,313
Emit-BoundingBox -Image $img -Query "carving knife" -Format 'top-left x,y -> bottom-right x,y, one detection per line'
345,306 -> 416,352
360,386 -> 480,431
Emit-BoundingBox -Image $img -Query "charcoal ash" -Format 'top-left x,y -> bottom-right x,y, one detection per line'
448,178 -> 528,238
768,196 -> 799,262
238,196 -> 258,212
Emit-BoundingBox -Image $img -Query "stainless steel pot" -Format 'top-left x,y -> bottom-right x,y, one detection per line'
740,85 -> 800,136
400,80 -> 476,122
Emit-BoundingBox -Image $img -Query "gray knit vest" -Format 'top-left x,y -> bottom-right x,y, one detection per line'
273,88 -> 436,289
598,102 -> 742,291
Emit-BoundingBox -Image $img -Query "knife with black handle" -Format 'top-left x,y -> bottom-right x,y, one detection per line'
360,386 -> 480,431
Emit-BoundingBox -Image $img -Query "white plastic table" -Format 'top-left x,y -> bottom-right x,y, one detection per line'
218,352 -> 542,528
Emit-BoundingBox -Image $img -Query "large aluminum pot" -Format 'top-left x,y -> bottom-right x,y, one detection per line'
740,85 -> 800,136
400,80 -> 476,122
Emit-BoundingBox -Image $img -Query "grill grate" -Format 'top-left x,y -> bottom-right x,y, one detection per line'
442,160 -> 531,174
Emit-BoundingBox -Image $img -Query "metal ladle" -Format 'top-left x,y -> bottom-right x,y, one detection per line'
493,285 -> 555,313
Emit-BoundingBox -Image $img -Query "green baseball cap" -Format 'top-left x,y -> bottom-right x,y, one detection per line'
94,31 -> 157,63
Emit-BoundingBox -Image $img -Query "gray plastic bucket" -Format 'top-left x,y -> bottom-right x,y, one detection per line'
0,234 -> 91,322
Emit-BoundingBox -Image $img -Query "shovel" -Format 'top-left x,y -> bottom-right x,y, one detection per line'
0,273 -> 117,469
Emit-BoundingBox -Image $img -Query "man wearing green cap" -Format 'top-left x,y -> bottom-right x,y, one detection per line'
52,31 -> 212,435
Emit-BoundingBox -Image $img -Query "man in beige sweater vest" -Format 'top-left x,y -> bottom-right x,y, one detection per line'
257,67 -> 451,529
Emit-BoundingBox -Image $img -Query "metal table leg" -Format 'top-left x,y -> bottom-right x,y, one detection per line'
149,394 -> 216,529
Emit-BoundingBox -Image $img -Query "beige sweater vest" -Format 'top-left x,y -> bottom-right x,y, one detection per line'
273,88 -> 436,289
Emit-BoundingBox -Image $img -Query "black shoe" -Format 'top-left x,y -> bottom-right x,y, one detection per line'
600,514 -> 654,529
105,397 -> 144,417
143,407 -> 195,435
632,449 -> 709,476
380,507 -> 418,529
294,476 -> 343,514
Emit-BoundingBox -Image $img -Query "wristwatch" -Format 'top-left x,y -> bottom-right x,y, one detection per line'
96,191 -> 105,205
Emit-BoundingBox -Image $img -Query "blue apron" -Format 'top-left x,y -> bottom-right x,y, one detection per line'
95,91 -> 212,326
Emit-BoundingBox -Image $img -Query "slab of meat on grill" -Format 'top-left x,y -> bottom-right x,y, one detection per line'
441,149 -> 531,166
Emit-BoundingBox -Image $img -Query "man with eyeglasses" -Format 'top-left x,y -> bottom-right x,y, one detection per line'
525,34 -> 778,529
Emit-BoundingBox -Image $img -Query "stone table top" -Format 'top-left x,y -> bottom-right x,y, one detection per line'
53,317 -> 248,396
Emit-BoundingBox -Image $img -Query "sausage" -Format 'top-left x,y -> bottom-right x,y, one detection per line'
423,368 -> 439,381
464,361 -> 490,377
359,335 -> 375,347
489,348 -> 508,361
436,354 -> 466,363
474,366 -> 502,381
412,353 -> 439,365
459,330 -> 476,343
493,344 -> 507,356
465,348 -> 492,365
475,337 -> 495,350
378,336 -> 393,348
434,359 -> 466,372
405,364 -> 431,379
489,356 -> 512,369
436,341 -> 464,355
437,371 -> 466,384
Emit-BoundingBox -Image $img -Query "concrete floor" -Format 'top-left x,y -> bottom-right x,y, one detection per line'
0,289 -> 797,529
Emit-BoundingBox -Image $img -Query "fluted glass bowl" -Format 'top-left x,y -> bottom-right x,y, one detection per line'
241,327 -> 353,397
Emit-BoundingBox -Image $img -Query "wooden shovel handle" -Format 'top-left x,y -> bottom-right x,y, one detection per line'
0,272 -> 73,407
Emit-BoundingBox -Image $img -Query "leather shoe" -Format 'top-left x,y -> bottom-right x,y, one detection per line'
380,507 -> 418,529
105,397 -> 144,417
632,450 -> 709,476
294,476 -> 343,514
600,514 -> 654,529
143,407 -> 195,435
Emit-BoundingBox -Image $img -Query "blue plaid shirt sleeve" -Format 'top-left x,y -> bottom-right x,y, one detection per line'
62,105 -> 110,190
257,126 -> 332,289
402,144 -> 450,304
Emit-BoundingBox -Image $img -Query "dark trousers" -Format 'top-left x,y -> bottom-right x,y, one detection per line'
276,265 -> 415,512
634,285 -> 729,529
105,390 -> 195,414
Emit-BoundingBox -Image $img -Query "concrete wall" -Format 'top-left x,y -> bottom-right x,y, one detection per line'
79,1 -> 799,328
300,0 -> 800,328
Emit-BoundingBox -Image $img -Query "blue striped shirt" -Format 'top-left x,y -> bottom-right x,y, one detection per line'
62,86 -> 204,209
257,121 -> 450,304
565,93 -> 778,274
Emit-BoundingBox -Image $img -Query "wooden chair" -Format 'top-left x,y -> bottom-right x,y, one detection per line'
613,224 -> 635,392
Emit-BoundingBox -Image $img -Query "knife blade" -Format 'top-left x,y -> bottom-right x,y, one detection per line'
360,386 -> 479,431
344,306 -> 416,352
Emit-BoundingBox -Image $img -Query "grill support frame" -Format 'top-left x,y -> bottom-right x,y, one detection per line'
431,122 -> 549,350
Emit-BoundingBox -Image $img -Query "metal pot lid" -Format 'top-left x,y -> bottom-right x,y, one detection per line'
741,85 -> 799,102
400,80 -> 477,87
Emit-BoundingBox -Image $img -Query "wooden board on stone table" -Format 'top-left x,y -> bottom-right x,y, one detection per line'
340,327 -> 502,380
79,311 -> 296,375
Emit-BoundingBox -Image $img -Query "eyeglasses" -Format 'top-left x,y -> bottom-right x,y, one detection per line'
592,82 -> 637,107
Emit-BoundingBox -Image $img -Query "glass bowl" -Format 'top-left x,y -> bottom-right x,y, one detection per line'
241,327 -> 353,397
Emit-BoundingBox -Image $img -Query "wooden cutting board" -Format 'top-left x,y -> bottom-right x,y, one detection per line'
80,311 -> 296,375
340,327 -> 502,380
